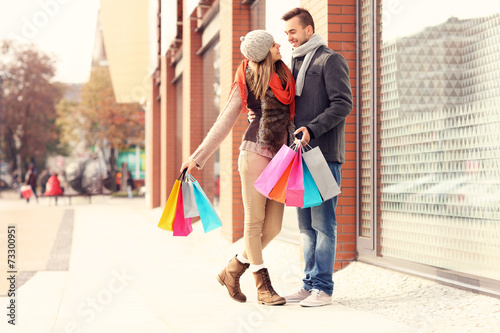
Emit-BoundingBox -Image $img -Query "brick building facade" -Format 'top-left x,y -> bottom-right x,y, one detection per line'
146,0 -> 357,270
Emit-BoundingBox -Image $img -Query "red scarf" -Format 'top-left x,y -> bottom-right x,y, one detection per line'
233,59 -> 296,121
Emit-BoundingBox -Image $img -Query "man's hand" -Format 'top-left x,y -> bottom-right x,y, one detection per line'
294,127 -> 311,146
247,110 -> 256,122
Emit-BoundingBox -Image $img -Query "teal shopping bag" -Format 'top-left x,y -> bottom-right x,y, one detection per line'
301,156 -> 323,208
188,174 -> 222,233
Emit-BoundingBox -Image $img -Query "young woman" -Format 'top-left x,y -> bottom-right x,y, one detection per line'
181,30 -> 295,306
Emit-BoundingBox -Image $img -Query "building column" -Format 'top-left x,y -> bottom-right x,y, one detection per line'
160,55 -> 178,205
218,0 -> 252,242
182,4 -> 208,187
302,0 -> 358,270
146,74 -> 161,208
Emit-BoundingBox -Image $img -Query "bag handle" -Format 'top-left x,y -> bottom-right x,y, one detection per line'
178,169 -> 187,181
301,143 -> 314,152
185,173 -> 197,183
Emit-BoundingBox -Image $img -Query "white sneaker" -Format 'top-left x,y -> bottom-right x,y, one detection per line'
299,289 -> 332,307
284,288 -> 310,303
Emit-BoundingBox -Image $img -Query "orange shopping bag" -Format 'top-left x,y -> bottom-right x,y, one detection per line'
268,156 -> 294,204
157,171 -> 185,231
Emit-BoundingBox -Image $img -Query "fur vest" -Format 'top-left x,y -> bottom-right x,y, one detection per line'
246,68 -> 295,155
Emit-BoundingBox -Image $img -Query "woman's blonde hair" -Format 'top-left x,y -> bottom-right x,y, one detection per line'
248,52 -> 291,100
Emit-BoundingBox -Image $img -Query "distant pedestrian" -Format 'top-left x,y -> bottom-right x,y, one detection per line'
40,169 -> 50,194
126,171 -> 134,199
44,172 -> 64,196
25,164 -> 38,203
115,171 -> 122,191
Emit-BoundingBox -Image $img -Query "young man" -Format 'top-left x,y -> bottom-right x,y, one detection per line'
283,8 -> 353,307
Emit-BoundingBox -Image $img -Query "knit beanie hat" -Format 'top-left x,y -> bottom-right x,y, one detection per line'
240,30 -> 274,63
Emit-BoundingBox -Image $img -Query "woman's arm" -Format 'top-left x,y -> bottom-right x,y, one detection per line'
182,85 -> 243,172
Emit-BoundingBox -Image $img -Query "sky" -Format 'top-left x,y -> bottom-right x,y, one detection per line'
0,0 -> 100,84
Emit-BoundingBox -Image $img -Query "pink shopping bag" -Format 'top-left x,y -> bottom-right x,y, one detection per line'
173,184 -> 193,237
254,144 -> 297,198
285,147 -> 304,207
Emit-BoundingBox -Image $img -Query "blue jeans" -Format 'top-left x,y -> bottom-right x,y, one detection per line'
297,161 -> 341,296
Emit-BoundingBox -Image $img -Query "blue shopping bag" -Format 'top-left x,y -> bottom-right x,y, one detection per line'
188,174 -> 222,233
301,157 -> 323,208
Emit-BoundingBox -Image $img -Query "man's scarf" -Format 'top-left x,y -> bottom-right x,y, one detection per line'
291,33 -> 327,97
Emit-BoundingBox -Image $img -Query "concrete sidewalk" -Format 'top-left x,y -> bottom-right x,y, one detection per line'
1,194 -> 499,332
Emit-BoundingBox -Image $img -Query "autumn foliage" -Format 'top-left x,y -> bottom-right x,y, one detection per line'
57,66 -> 145,172
0,40 -> 63,173
78,66 -> 145,151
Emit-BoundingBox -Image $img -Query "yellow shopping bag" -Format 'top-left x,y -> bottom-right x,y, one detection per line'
157,171 -> 184,231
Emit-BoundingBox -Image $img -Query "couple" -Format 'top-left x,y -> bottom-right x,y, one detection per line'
181,8 -> 353,307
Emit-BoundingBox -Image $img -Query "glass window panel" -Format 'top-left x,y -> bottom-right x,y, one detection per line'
379,0 -> 500,280
360,0 -> 373,238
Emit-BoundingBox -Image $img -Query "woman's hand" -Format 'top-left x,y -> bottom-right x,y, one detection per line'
294,127 -> 310,146
180,159 -> 197,174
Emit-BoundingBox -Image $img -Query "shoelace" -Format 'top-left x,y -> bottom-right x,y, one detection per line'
234,264 -> 248,290
262,271 -> 277,295
310,289 -> 322,297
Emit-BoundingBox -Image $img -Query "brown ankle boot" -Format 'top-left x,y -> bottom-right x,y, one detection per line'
217,255 -> 250,303
253,268 -> 286,306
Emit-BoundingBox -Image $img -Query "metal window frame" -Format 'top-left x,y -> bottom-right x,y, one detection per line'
356,0 -> 377,255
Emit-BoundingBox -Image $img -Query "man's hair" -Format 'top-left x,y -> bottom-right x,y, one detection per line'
281,7 -> 315,33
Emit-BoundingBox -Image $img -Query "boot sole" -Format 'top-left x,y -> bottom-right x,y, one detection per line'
258,300 -> 286,306
217,274 -> 246,303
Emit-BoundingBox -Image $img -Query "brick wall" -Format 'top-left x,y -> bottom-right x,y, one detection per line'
302,0 -> 358,270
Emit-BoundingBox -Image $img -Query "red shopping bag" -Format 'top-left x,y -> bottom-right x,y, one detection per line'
254,144 -> 297,198
173,185 -> 193,237
21,185 -> 32,199
285,147 -> 304,207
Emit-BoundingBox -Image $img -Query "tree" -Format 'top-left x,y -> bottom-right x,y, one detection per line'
0,40 -> 63,175
69,66 -> 145,173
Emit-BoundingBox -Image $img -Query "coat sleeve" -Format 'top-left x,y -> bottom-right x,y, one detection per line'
189,84 -> 243,169
306,52 -> 353,138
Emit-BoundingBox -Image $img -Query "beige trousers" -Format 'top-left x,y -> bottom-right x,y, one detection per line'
238,150 -> 285,265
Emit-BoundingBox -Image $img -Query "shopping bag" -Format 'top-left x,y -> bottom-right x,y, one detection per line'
157,171 -> 185,231
21,185 -> 32,199
268,156 -> 294,204
285,147 -> 304,207
188,174 -> 222,233
182,181 -> 199,218
301,157 -> 323,208
254,144 -> 297,198
173,186 -> 193,236
302,144 -> 341,201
